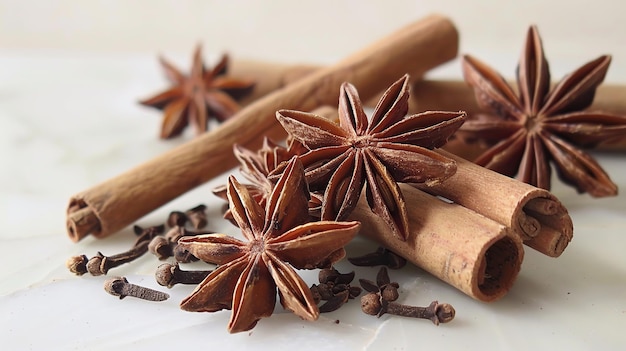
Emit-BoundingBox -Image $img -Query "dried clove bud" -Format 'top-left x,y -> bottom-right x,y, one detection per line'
155,263 -> 212,288
185,204 -> 208,229
311,267 -> 361,313
86,240 -> 150,276
66,254 -> 88,276
173,244 -> 199,263
133,224 -> 166,244
348,246 -> 407,269
104,276 -> 169,302
67,224 -> 165,277
167,211 -> 188,227
361,294 -> 455,325
148,236 -> 173,260
319,290 -> 350,313
359,267 -> 455,325
359,267 -> 400,303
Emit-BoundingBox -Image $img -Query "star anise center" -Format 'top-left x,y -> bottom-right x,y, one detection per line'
460,25 -> 626,197
249,238 -> 266,254
523,114 -> 542,134
352,135 -> 374,148
185,77 -> 205,95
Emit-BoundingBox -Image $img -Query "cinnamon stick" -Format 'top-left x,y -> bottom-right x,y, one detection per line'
349,184 -> 524,302
229,62 -> 626,153
413,150 -> 574,257
229,60 -> 317,106
66,14 -> 459,242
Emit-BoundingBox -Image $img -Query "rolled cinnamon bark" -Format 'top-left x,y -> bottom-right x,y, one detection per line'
66,14 -> 459,242
229,60 -> 317,106
349,184 -> 524,302
413,150 -> 574,257
228,61 -> 626,153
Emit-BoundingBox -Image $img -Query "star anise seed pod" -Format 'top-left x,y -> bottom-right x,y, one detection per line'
178,157 -> 360,333
459,26 -> 626,197
213,138 -> 320,221
276,74 -> 466,241
140,45 -> 255,139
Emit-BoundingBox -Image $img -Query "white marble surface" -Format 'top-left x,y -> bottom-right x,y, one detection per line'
2,2 -> 626,350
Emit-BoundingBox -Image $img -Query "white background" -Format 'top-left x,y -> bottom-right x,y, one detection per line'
1,1 -> 625,350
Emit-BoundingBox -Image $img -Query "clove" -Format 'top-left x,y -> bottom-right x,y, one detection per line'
360,294 -> 455,325
167,211 -> 188,227
348,246 -> 407,269
310,268 -> 361,313
359,267 -> 455,325
148,236 -> 173,260
104,276 -> 169,301
86,241 -> 150,276
185,204 -> 208,229
155,263 -> 212,288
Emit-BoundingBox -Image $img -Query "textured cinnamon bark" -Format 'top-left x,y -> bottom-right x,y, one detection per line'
229,61 -> 626,154
349,184 -> 524,302
413,150 -> 574,257
229,60 -> 317,106
66,14 -> 459,242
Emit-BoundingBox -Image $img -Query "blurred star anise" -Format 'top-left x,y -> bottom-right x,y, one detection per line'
276,75 -> 466,241
178,157 -> 360,333
212,137 -> 320,220
459,26 -> 626,197
139,46 -> 255,139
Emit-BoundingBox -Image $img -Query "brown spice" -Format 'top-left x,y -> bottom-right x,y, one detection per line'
177,157 -> 360,333
104,276 -> 169,302
311,268 -> 361,313
459,25 -> 626,197
155,263 -> 212,288
139,46 -> 255,139
359,267 -> 454,325
361,294 -> 455,325
276,74 -> 465,241
348,246 -> 407,269
65,14 -> 459,242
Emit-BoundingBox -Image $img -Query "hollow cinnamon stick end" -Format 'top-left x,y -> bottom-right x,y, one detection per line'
518,194 -> 574,257
66,198 -> 102,242
525,223 -> 573,258
473,235 -> 524,302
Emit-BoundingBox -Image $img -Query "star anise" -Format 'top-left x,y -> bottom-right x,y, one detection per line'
139,46 -> 255,139
459,26 -> 626,197
213,137 -> 322,221
275,75 -> 466,241
177,157 -> 360,333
